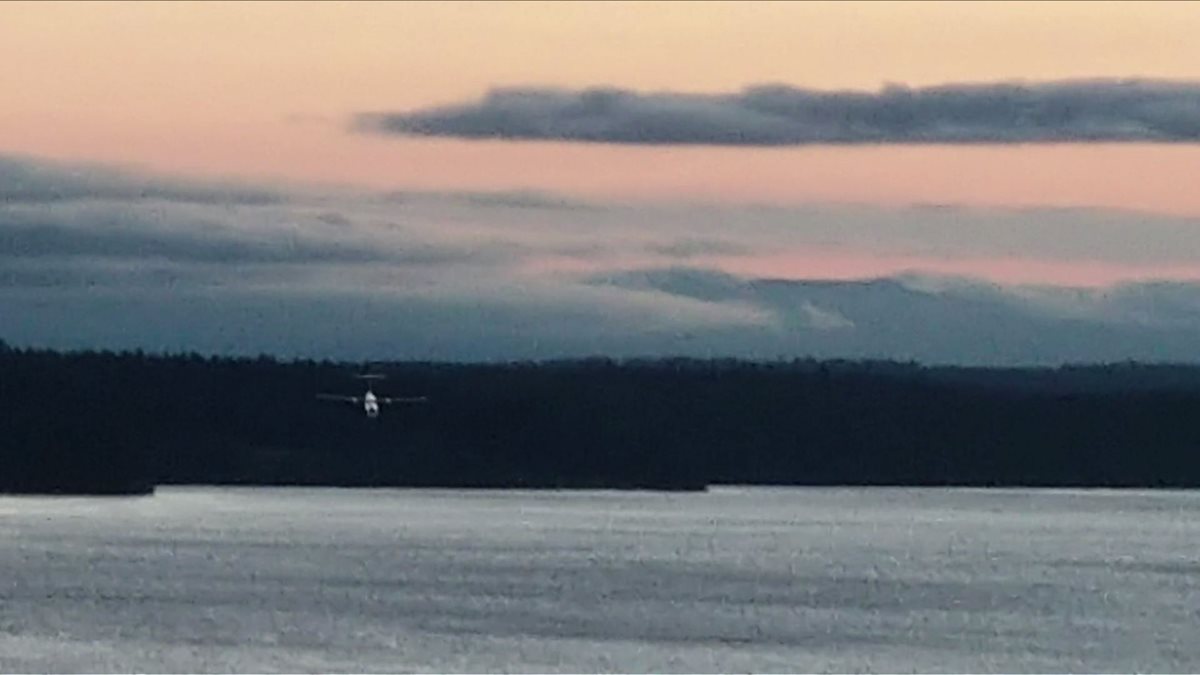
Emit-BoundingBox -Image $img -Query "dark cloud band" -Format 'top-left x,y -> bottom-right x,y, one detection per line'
9,153 -> 1200,364
356,79 -> 1200,146
0,156 -> 281,205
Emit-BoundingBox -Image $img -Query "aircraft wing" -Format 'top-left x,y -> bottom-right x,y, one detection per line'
317,393 -> 362,403
379,396 -> 429,405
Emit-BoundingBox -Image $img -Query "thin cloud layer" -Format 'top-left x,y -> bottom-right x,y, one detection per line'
356,79 -> 1200,146
8,154 -> 1200,364
0,155 -> 281,205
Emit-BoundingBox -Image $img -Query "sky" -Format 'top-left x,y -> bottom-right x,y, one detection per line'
4,1 -> 1200,363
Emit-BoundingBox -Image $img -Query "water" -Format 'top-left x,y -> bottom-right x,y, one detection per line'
1,486 -> 1198,672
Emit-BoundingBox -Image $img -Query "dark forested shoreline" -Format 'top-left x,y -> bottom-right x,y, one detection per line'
3,340 -> 1200,494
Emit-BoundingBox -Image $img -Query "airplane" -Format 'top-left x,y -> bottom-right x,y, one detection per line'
317,374 -> 427,418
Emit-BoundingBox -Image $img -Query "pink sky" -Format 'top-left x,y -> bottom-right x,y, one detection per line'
4,1 -> 1200,286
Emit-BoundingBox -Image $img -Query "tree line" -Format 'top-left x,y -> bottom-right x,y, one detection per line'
3,341 -> 1200,494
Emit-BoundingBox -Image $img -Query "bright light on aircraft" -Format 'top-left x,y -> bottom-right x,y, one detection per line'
317,374 -> 427,418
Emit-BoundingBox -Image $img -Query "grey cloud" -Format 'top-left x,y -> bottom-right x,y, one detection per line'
589,267 -> 751,303
316,212 -> 354,228
798,302 -> 855,331
0,155 -> 282,205
627,202 -> 1200,267
649,239 -> 752,259
0,220 -> 390,265
0,257 -> 285,291
356,79 -> 1200,146
0,207 -> 498,269
438,190 -> 601,212
378,189 -> 605,212
0,174 -> 521,273
13,154 -> 1200,365
9,152 -> 1200,281
0,156 -> 769,349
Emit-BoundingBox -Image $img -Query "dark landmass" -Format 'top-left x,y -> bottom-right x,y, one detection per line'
3,339 -> 1200,494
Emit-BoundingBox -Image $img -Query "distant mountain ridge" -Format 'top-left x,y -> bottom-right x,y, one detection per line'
590,270 -> 1200,366
5,269 -> 1200,365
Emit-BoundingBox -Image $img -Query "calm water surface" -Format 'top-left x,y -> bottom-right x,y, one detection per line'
1,486 -> 1198,672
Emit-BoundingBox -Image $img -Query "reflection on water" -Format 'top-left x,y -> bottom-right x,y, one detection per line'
2,486 -> 1198,672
